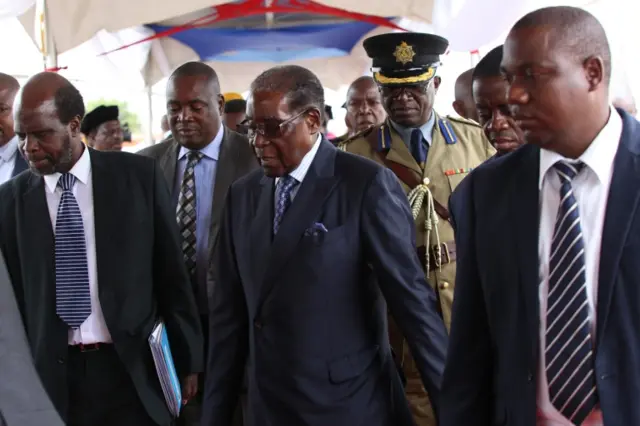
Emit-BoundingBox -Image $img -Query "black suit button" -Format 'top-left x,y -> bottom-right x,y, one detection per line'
57,358 -> 65,364
527,373 -> 533,382
254,320 -> 263,329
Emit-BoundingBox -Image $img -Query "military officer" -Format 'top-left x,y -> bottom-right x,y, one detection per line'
338,32 -> 495,426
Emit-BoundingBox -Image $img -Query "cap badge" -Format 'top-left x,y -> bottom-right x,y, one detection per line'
394,41 -> 416,65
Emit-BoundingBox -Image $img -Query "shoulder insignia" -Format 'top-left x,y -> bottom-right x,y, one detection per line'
446,115 -> 482,128
438,118 -> 458,145
337,125 -> 376,150
375,124 -> 392,151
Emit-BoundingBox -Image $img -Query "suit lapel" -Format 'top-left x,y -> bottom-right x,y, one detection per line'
158,140 -> 179,191
210,129 -> 237,246
22,175 -> 56,303
258,141 -> 340,305
509,144 -> 541,364
89,150 -> 125,305
596,113 -> 640,348
249,176 -> 274,293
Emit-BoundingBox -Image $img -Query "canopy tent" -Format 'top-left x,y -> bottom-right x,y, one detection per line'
142,24 -> 391,92
133,2 -> 401,91
16,0 -> 434,55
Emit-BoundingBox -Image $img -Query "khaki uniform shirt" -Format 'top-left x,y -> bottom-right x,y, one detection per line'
339,112 -> 494,426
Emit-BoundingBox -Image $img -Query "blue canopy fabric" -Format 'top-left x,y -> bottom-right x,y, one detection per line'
147,21 -> 383,62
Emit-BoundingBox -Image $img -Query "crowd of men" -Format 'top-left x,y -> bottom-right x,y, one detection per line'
0,4 -> 639,426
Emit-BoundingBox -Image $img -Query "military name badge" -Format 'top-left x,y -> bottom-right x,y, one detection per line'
394,41 -> 416,65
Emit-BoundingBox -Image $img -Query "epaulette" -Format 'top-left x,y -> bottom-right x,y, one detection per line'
336,125 -> 376,150
446,115 -> 482,128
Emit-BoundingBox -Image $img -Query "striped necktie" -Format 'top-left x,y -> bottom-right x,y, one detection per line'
55,173 -> 91,329
176,151 -> 203,279
273,175 -> 298,235
545,160 -> 598,424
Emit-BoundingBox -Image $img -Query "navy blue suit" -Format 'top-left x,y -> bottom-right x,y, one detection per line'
203,139 -> 448,426
11,152 -> 27,178
441,109 -> 640,426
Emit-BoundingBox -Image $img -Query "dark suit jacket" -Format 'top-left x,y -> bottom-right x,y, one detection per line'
0,149 -> 203,426
0,250 -> 64,426
11,153 -> 27,178
441,109 -> 640,426
137,127 -> 259,310
203,139 -> 448,426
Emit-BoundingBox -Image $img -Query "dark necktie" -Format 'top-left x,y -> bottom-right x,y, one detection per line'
545,160 -> 598,424
409,128 -> 429,164
176,151 -> 203,279
55,173 -> 91,329
273,175 -> 298,235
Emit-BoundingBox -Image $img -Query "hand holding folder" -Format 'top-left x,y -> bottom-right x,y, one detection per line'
148,320 -> 182,417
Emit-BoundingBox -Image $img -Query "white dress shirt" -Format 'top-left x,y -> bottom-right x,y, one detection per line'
43,147 -> 112,345
536,108 -> 622,425
0,135 -> 19,184
275,134 -> 322,201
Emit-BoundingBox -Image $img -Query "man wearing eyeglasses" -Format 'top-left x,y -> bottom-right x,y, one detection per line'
203,64 -> 447,426
137,61 -> 258,426
81,105 -> 123,151
338,32 -> 494,426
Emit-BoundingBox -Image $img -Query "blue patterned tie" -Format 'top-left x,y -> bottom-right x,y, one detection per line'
55,173 -> 91,329
409,129 -> 429,164
545,160 -> 598,425
273,175 -> 298,235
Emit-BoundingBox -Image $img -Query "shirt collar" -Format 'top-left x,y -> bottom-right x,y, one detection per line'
0,135 -> 19,163
539,106 -> 623,189
389,111 -> 436,146
178,125 -> 224,161
43,144 -> 92,193
277,134 -> 322,185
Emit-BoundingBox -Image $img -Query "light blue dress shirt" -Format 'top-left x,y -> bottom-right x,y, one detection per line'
173,127 -> 223,300
390,111 -> 436,148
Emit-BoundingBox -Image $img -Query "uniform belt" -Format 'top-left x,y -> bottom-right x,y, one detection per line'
417,241 -> 457,271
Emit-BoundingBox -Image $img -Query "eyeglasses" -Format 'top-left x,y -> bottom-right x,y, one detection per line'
240,109 -> 308,140
380,83 -> 430,98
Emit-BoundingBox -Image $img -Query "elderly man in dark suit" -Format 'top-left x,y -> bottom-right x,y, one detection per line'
0,73 -> 27,184
0,250 -> 64,426
0,72 -> 203,426
138,61 -> 258,426
202,65 -> 448,426
442,6 -> 640,426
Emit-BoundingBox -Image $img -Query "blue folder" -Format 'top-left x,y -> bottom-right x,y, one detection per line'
148,320 -> 182,417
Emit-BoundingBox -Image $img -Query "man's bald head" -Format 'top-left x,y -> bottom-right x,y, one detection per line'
166,62 -> 225,150
512,6 -> 611,85
345,76 -> 386,134
503,6 -> 611,158
169,61 -> 221,94
15,72 -> 85,175
18,72 -> 85,124
0,73 -> 20,146
453,68 -> 478,122
348,76 -> 376,94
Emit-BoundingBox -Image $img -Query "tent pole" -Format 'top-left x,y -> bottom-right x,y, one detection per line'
147,86 -> 155,145
36,0 -> 58,70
